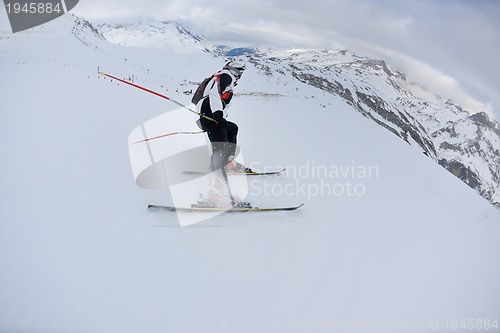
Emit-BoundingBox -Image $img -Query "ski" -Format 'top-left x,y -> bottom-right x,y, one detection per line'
183,168 -> 286,176
148,203 -> 303,213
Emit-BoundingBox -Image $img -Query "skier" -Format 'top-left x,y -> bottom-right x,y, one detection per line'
195,61 -> 252,207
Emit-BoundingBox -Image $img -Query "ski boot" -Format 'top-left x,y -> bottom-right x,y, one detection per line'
196,193 -> 253,209
226,160 -> 253,173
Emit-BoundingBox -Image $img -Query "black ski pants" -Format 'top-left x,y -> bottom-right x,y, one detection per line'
199,100 -> 238,171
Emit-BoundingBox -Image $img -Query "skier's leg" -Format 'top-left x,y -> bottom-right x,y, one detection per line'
226,121 -> 238,146
209,143 -> 228,171
225,121 -> 239,163
224,121 -> 251,172
199,113 -> 228,171
200,118 -> 234,206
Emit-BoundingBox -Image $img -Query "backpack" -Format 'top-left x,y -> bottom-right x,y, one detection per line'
191,75 -> 214,104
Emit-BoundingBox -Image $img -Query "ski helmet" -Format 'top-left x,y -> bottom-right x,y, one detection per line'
223,61 -> 245,79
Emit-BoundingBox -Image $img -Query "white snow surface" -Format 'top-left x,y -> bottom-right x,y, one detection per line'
98,20 -> 221,54
1,15 -> 500,333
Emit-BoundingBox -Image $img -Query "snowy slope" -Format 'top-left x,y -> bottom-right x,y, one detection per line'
76,20 -> 500,207
251,48 -> 500,207
1,14 -> 500,333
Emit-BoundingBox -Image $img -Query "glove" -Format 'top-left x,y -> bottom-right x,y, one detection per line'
221,91 -> 233,103
212,111 -> 227,129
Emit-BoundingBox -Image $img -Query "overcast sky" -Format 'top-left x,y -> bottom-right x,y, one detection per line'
2,0 -> 499,119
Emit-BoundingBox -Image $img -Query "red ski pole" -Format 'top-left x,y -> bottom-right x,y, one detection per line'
100,71 -> 217,124
130,130 -> 206,145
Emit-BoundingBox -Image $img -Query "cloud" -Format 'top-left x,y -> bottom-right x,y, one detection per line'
374,46 -> 494,117
206,21 -> 331,48
319,33 -> 494,116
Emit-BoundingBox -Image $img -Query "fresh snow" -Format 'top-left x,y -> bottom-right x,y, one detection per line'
98,20 -> 221,54
1,14 -> 500,333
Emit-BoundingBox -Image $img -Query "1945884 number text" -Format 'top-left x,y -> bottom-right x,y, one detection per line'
6,2 -> 62,14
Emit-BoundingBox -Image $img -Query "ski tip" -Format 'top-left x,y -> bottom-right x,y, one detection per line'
279,168 -> 286,175
289,203 -> 304,210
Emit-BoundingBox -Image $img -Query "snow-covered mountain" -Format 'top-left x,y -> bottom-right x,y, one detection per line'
92,21 -> 500,209
100,19 -> 499,206
245,48 -> 500,207
1,14 -> 500,333
98,20 -> 222,54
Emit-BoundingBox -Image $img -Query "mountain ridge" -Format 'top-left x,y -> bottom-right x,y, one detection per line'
99,19 -> 499,207
97,20 -> 223,55
23,15 -> 500,207
239,47 -> 500,207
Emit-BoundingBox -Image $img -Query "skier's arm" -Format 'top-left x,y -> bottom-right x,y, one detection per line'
218,73 -> 233,92
208,77 -> 223,112
209,73 -> 234,112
